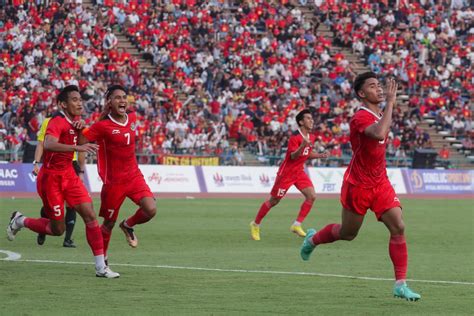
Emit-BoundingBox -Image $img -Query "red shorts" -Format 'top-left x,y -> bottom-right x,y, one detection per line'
270,171 -> 313,198
340,180 -> 401,220
37,168 -> 92,221
99,174 -> 154,221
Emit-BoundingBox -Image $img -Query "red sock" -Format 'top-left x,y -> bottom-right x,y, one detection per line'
254,201 -> 272,225
311,223 -> 341,245
85,220 -> 104,256
296,200 -> 313,223
125,208 -> 152,227
389,235 -> 407,281
101,225 -> 112,258
24,218 -> 53,235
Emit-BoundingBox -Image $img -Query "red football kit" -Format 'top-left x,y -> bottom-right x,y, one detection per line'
270,131 -> 315,198
341,106 -> 401,219
82,112 -> 153,221
37,111 -> 91,220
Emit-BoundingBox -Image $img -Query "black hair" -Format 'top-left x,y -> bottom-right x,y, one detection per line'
57,85 -> 80,104
353,72 -> 377,99
296,109 -> 311,127
105,84 -> 127,100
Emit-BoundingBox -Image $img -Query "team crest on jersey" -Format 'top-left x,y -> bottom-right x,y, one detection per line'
130,123 -> 136,131
69,129 -> 75,134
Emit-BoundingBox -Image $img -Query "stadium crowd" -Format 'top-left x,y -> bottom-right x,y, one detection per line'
0,0 -> 472,166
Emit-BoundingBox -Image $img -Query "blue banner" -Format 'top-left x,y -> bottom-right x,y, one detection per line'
0,163 -> 37,192
403,169 -> 474,194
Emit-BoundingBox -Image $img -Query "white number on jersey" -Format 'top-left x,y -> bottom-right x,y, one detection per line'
53,205 -> 61,217
124,133 -> 130,145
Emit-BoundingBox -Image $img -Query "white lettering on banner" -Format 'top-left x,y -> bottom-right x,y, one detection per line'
85,164 -> 200,193
0,180 -> 15,186
202,166 -> 299,193
0,169 -> 18,179
28,173 -> 36,183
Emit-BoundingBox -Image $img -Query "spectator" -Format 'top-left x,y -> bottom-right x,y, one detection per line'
439,145 -> 450,160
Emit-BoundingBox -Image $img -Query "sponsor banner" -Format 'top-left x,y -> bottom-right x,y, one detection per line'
307,167 -> 407,194
403,169 -> 474,194
0,163 -> 37,192
201,166 -> 299,193
85,164 -> 200,193
386,169 -> 407,194
162,155 -> 219,166
307,168 -> 345,193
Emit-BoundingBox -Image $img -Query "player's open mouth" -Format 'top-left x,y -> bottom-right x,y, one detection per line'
118,105 -> 126,112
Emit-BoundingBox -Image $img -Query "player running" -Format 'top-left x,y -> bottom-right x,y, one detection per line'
250,109 -> 328,241
6,85 -> 119,278
300,73 -> 421,301
33,117 -> 82,248
81,85 -> 156,264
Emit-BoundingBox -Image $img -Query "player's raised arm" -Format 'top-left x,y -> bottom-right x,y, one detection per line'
309,151 -> 329,159
364,78 -> 397,141
290,136 -> 310,160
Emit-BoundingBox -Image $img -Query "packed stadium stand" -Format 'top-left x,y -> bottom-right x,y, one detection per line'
0,0 -> 472,168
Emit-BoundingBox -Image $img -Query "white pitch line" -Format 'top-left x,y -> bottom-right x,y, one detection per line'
2,257 -> 473,286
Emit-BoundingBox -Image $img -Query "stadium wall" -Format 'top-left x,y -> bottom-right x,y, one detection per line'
1,163 -> 472,196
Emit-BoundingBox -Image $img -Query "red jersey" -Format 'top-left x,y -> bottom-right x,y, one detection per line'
83,112 -> 140,184
277,131 -> 316,177
43,112 -> 78,172
344,107 -> 388,188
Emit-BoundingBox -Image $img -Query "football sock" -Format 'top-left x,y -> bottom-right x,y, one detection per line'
85,220 -> 104,256
64,207 -> 76,241
101,225 -> 112,257
94,254 -> 106,272
296,199 -> 313,223
40,207 -> 47,218
125,208 -> 152,227
389,234 -> 408,281
292,221 -> 302,226
24,218 -> 53,235
311,223 -> 341,246
255,200 -> 272,225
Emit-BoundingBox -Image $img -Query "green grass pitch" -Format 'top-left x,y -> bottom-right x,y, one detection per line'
1,197 -> 473,315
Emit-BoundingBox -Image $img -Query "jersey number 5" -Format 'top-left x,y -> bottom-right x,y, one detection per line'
124,133 -> 130,145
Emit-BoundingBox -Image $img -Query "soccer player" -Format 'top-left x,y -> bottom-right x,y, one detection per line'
81,85 -> 156,264
300,73 -> 421,301
33,117 -> 82,248
6,85 -> 119,278
250,109 -> 328,241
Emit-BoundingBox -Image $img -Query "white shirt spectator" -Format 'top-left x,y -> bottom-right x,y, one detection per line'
24,54 -> 35,66
452,119 -> 465,130
103,31 -> 118,49
128,13 -> 140,25
444,114 -> 455,126
269,118 -> 281,132
340,121 -> 350,134
166,119 -> 178,133
82,61 -> 94,74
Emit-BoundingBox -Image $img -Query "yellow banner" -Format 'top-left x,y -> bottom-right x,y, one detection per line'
162,155 -> 219,166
